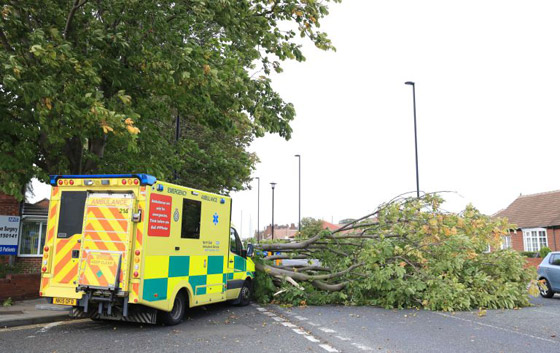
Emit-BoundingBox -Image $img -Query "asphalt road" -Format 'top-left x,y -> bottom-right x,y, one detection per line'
0,295 -> 558,353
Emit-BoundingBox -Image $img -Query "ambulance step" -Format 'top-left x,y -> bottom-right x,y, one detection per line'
72,306 -> 157,324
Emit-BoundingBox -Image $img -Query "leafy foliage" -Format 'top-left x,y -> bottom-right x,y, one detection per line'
0,262 -> 23,279
0,0 -> 340,198
255,194 -> 537,311
539,246 -> 551,259
296,217 -> 324,239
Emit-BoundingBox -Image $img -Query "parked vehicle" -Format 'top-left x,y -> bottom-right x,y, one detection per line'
40,174 -> 255,325
537,251 -> 560,298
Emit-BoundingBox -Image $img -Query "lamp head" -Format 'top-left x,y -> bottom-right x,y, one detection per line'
294,154 -> 300,157
405,81 -> 415,85
270,182 -> 276,189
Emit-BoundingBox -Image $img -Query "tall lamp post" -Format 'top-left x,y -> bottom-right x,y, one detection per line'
405,81 -> 420,198
255,177 -> 260,242
294,154 -> 301,232
270,182 -> 276,240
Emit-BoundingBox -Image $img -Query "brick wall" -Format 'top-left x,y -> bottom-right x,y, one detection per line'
0,273 -> 40,300
0,192 -> 21,266
525,257 -> 541,269
549,227 -> 560,251
511,230 -> 524,251
16,257 -> 42,273
510,228 -> 560,252
0,192 -> 20,216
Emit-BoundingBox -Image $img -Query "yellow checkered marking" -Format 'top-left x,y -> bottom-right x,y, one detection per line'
144,256 -> 169,279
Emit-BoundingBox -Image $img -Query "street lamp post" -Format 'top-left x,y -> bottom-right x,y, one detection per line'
294,154 -> 301,232
405,81 -> 420,198
255,177 -> 260,242
270,182 -> 276,240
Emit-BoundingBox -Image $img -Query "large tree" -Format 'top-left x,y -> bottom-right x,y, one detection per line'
0,0 -> 339,198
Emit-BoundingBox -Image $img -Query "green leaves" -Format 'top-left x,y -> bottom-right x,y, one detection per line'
255,194 -> 534,311
0,0 -> 340,198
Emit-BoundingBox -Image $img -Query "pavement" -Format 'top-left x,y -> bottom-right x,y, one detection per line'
0,298 -> 72,328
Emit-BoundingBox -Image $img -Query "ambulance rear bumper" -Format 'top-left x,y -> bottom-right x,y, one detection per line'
72,304 -> 157,324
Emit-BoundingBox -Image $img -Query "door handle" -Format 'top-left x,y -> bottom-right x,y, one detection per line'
175,247 -> 180,251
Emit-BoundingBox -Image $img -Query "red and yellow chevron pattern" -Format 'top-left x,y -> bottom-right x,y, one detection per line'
78,196 -> 133,290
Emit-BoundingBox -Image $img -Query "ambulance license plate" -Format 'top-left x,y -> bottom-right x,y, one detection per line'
53,297 -> 77,306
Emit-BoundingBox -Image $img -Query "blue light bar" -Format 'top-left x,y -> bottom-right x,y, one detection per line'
50,174 -> 157,186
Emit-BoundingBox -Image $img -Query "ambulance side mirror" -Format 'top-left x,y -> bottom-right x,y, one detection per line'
246,244 -> 254,258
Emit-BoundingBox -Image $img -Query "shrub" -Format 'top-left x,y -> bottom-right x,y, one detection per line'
0,262 -> 24,279
539,247 -> 552,258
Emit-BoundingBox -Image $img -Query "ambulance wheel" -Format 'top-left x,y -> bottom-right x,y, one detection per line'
236,280 -> 253,306
159,292 -> 186,326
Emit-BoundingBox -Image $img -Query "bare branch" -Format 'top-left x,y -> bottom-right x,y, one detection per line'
64,0 -> 89,39
258,231 -> 324,251
264,254 -> 309,261
256,262 -> 363,282
311,280 -> 348,291
0,29 -> 14,53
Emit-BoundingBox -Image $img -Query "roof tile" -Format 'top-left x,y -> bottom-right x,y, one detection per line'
495,190 -> 560,228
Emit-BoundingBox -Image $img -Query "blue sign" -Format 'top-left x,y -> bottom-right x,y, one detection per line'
0,215 -> 20,255
0,246 -> 17,255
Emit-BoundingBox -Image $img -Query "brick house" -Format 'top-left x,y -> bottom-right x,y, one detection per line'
0,193 -> 48,273
0,192 -> 48,300
260,223 -> 298,240
260,220 -> 342,240
494,190 -> 560,252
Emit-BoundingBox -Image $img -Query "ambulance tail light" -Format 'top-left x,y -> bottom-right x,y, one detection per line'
58,180 -> 63,185
69,179 -> 74,185
122,179 -> 127,185
134,179 -> 139,185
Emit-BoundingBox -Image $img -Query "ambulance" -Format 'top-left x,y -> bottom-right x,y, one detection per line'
39,174 -> 255,325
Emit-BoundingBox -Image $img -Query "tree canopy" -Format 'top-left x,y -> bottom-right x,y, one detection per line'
0,0 -> 340,198
254,194 -> 538,311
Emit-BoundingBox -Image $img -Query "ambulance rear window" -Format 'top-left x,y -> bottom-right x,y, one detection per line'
181,198 -> 201,239
57,191 -> 87,238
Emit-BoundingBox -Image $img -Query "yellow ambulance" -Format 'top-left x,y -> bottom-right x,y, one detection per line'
39,174 -> 255,325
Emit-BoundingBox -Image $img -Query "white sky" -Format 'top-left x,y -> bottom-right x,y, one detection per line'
29,0 -> 560,239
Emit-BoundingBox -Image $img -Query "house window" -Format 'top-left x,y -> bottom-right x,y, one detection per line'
18,219 -> 47,256
501,235 -> 512,250
522,228 -> 548,252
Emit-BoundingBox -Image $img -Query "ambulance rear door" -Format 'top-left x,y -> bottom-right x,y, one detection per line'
77,192 -> 135,292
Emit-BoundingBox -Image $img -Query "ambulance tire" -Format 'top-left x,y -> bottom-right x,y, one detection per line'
159,292 -> 187,326
236,280 -> 253,306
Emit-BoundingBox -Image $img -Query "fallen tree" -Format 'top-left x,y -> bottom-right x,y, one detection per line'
253,193 -> 539,311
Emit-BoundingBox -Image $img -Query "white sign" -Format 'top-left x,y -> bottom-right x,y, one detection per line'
0,215 -> 21,255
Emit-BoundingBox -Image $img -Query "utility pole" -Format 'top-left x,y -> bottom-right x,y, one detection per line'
271,182 -> 276,240
405,81 -> 420,198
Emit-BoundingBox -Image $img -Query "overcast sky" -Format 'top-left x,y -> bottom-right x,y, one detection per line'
229,0 -> 560,238
29,0 -> 560,239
